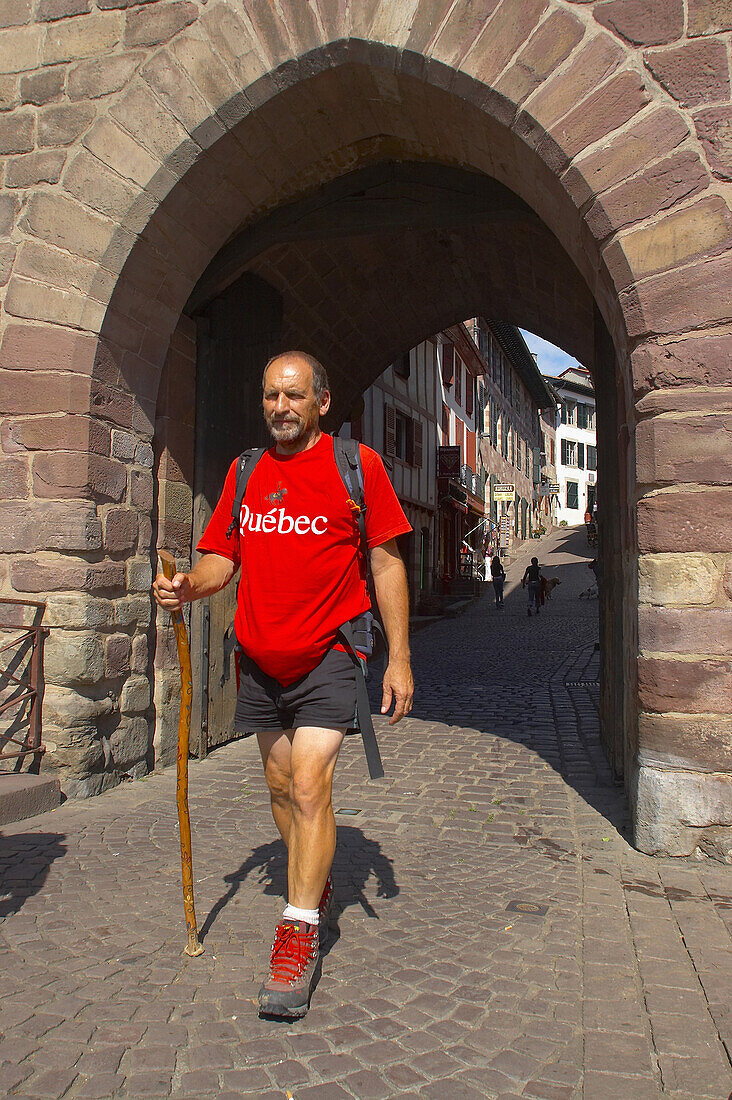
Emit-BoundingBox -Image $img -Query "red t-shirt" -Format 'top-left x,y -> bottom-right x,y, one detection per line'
197,433 -> 411,685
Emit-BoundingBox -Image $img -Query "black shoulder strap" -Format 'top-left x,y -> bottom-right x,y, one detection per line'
226,447 -> 267,539
332,435 -> 367,554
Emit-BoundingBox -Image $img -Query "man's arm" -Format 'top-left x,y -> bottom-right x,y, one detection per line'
153,552 -> 236,612
370,539 -> 414,725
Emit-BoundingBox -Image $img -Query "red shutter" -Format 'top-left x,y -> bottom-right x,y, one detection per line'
413,418 -> 423,468
442,343 -> 454,386
384,404 -> 396,457
466,376 -> 473,417
455,418 -> 464,452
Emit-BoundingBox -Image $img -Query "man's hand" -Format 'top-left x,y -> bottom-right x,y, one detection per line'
381,655 -> 414,725
153,570 -> 193,612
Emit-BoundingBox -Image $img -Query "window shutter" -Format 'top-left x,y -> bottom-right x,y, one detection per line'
455,360 -> 462,405
384,404 -> 396,457
561,438 -> 568,466
442,343 -> 454,386
413,419 -> 423,468
578,442 -> 585,469
466,376 -> 474,417
441,403 -> 450,442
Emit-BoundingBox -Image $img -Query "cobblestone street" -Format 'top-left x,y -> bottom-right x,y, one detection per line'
2,526 -> 731,1100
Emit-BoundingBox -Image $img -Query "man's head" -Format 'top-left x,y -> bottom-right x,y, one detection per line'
262,351 -> 331,449
531,557 -> 538,565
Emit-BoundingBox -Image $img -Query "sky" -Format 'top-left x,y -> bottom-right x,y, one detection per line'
519,330 -> 585,378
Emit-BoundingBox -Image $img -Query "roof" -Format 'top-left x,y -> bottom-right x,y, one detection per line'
544,373 -> 595,400
489,322 -> 556,409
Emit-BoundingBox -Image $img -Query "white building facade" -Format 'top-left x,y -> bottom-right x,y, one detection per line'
547,366 -> 597,525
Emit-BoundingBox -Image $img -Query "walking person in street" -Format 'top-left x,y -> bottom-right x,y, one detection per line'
490,553 -> 505,608
153,351 -> 413,1019
522,556 -> 543,616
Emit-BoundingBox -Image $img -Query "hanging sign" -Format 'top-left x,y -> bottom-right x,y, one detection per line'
494,484 -> 515,502
437,446 -> 461,479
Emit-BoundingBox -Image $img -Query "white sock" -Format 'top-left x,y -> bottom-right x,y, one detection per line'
283,904 -> 319,925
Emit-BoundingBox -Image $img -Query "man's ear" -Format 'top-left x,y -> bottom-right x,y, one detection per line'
319,388 -> 331,415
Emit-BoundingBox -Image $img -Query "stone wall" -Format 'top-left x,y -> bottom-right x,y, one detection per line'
0,0 -> 730,853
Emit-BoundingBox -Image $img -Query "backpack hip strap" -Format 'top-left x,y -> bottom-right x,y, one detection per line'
338,620 -> 384,781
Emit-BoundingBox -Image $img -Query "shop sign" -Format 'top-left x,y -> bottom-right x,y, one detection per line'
494,483 -> 515,502
540,483 -> 560,496
437,446 -> 461,479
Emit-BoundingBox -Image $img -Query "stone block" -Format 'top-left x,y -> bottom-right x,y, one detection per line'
130,467 -> 153,510
15,239 -> 113,300
605,195 -> 732,288
594,0 -> 684,46
43,11 -> 122,64
694,106 -> 732,181
621,250 -> 732,339
688,0 -> 732,37
127,558 -> 152,592
0,367 -> 90,417
495,9 -> 585,105
0,193 -> 18,236
6,149 -> 66,187
639,605 -> 732,657
586,150 -> 708,241
153,667 -> 179,765
105,631 -> 131,677
45,593 -> 113,630
111,428 -> 138,460
38,0 -> 91,21
0,0 -> 32,27
0,500 -> 102,552
167,32 -> 240,118
523,35 -> 625,133
113,593 -> 151,629
0,110 -> 33,153
631,333 -> 732,397
637,413 -> 732,484
461,0 -> 550,88
3,413 -> 110,454
109,714 -> 149,769
103,506 -> 138,552
0,322 -> 98,375
638,491 -> 732,553
20,190 -> 115,264
131,631 -> 148,672
632,760 -> 732,856
44,684 -> 114,729
82,114 -> 161,188
0,72 -> 18,109
137,514 -> 152,553
33,452 -> 127,502
67,51 -> 143,99
639,711 -> 732,772
45,628 -> 105,685
644,39 -> 730,108
120,674 -> 150,714
639,655 -> 732,714
4,275 -> 100,332
135,442 -> 154,468
38,101 -> 95,146
20,67 -> 64,105
11,555 -> 125,594
125,1 -> 197,48
638,552 -> 722,606
0,26 -> 41,72
140,48 -> 220,142
0,455 -> 29,499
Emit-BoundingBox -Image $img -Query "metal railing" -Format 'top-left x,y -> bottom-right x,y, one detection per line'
0,598 -> 47,774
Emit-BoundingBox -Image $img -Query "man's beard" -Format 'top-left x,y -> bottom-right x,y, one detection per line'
266,414 -> 308,443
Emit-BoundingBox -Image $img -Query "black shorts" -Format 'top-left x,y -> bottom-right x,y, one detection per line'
233,647 -> 358,733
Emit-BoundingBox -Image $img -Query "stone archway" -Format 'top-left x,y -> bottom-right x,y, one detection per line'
1,1 -> 730,855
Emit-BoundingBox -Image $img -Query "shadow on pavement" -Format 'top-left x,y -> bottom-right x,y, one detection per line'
199,824 -> 398,942
0,832 -> 67,918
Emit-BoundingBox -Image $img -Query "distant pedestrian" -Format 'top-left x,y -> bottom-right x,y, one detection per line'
522,557 -> 543,616
490,554 -> 505,608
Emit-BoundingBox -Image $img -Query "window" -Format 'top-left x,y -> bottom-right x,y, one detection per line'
550,439 -> 555,465
395,411 -> 410,460
441,403 -> 450,443
566,481 -> 579,510
394,352 -> 410,380
388,406 -> 423,466
587,405 -> 596,430
561,401 -> 577,426
577,403 -> 588,430
490,403 -> 498,448
455,358 -> 462,405
587,444 -> 597,471
466,375 -> 474,417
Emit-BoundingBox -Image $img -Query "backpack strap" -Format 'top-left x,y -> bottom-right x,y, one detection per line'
332,435 -> 366,555
338,619 -> 385,781
226,447 -> 266,540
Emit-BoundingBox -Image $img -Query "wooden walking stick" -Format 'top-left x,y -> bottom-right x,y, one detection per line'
159,550 -> 204,957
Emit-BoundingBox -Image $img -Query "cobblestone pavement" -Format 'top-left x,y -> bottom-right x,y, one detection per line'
2,526 -> 732,1100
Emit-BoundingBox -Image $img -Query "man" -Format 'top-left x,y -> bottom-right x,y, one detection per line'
522,556 -> 543,616
153,351 -> 413,1019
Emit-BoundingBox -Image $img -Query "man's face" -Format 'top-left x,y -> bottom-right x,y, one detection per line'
262,356 -> 330,446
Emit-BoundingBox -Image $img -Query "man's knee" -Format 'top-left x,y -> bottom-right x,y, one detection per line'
290,769 -> 332,818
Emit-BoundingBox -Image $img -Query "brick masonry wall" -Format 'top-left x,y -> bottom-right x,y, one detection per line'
0,0 -> 729,852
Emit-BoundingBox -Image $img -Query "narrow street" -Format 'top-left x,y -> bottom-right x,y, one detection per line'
1,527 -> 731,1100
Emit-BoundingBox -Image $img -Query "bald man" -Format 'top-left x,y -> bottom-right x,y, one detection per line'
153,351 -> 413,1018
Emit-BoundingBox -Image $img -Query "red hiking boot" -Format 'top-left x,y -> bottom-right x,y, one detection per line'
258,919 -> 320,1018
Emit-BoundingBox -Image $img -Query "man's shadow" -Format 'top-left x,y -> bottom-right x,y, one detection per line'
0,832 -> 67,919
199,824 -> 399,949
